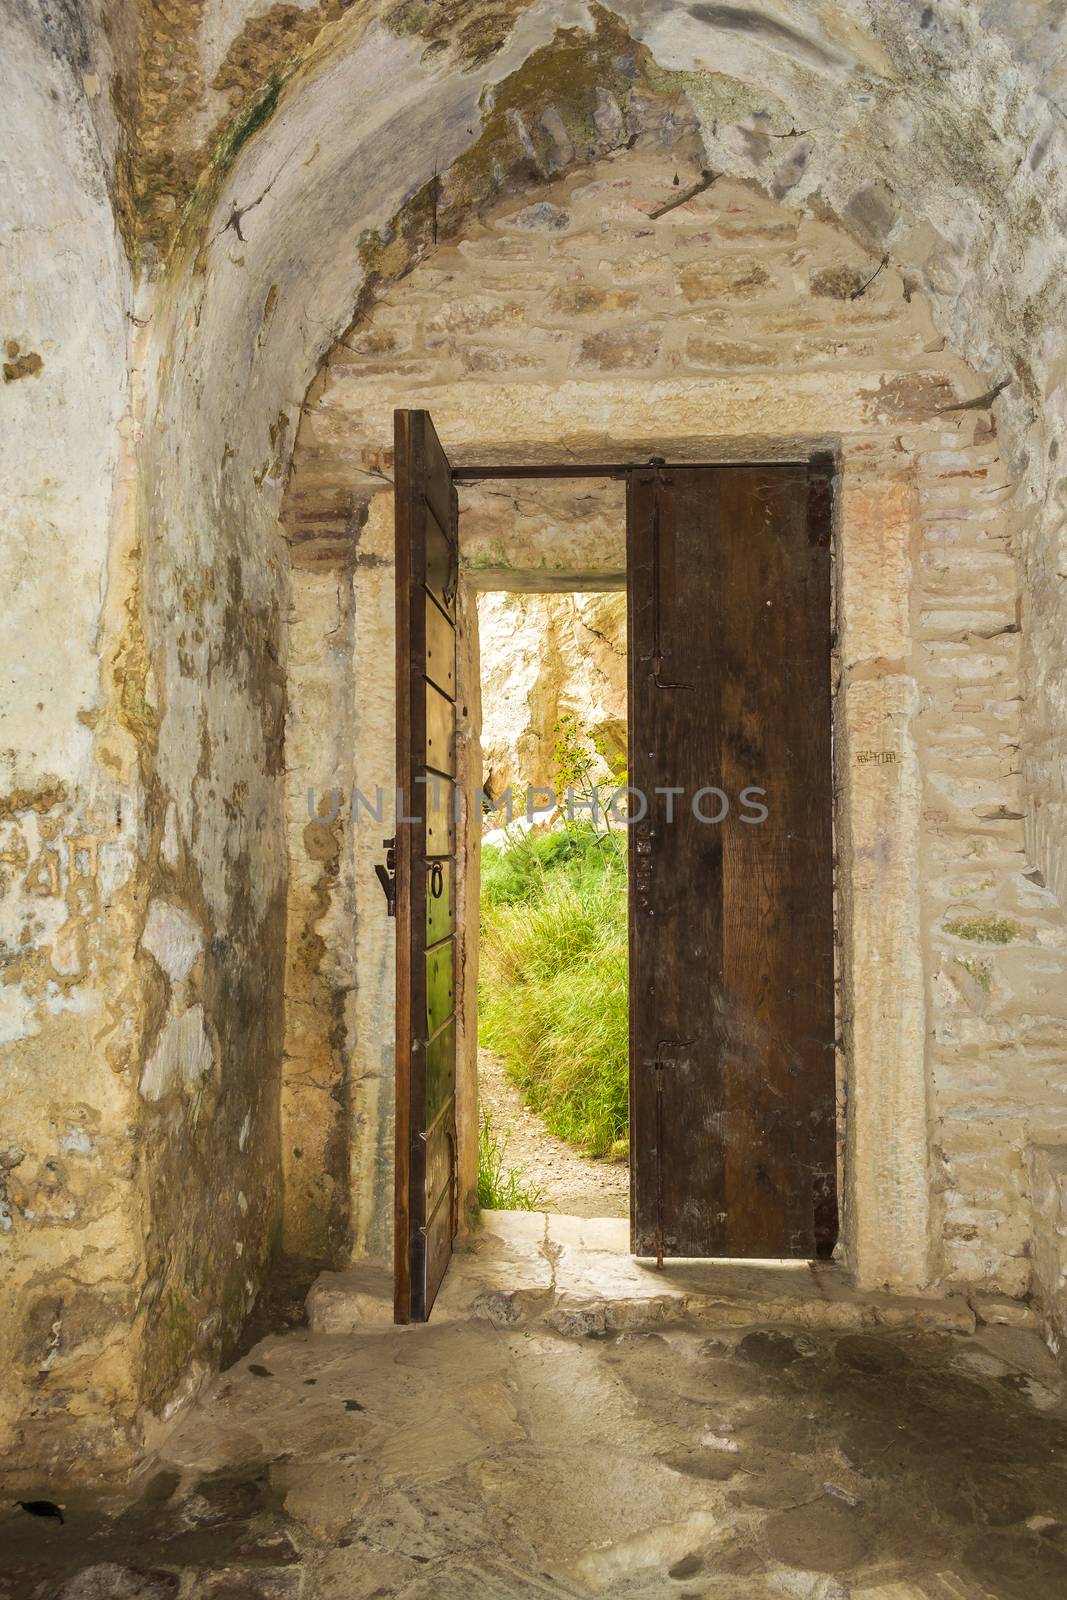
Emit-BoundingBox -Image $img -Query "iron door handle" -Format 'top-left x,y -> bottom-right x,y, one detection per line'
375,836 -> 397,916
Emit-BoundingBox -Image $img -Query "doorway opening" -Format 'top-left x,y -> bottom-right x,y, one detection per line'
393,416 -> 839,1321
475,587 -> 631,1224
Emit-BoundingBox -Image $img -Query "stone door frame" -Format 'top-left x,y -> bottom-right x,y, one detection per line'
452,444 -> 931,1294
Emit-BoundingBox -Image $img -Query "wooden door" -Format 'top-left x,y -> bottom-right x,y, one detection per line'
394,410 -> 460,1322
627,461 -> 836,1262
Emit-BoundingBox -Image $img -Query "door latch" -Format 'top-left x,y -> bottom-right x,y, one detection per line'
375,837 -> 397,916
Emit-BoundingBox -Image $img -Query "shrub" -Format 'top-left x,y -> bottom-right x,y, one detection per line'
482,822 -> 625,908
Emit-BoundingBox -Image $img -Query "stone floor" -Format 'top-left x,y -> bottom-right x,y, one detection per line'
4,1221 -> 1067,1600
308,1212 -> 1002,1339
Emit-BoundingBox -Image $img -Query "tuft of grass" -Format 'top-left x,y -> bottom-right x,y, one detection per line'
477,1108 -> 547,1212
955,956 -> 993,993
944,915 -> 1019,945
480,825 -> 628,1158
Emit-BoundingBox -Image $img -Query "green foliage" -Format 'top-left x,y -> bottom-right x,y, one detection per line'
551,712 -> 628,827
955,956 -> 993,993
481,821 -> 625,909
480,823 -> 628,1158
552,711 -> 598,794
477,1108 -> 547,1212
944,915 -> 1019,945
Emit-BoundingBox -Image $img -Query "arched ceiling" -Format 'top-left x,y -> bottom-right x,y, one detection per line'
135,0 -> 1067,851
150,0 -> 1067,479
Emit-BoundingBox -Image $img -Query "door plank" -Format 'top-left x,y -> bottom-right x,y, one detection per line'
394,409 -> 461,1322
628,463 -> 836,1260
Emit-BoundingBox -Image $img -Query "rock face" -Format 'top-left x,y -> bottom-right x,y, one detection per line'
478,591 -> 627,801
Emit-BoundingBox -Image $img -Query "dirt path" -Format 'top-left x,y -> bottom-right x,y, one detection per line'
478,1047 -> 628,1219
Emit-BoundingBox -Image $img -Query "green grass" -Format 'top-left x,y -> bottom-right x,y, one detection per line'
481,822 -> 625,907
477,1108 -> 548,1211
479,824 -> 629,1159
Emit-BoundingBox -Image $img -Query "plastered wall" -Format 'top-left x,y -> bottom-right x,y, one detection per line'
1,2 -> 142,1472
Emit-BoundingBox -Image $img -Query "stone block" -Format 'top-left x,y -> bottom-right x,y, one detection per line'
840,672 -> 929,1290
714,214 -> 798,243
547,285 -> 641,316
457,343 -> 552,374
810,264 -> 868,299
1026,1143 -> 1067,1355
343,325 -> 412,358
921,638 -> 1020,685
679,260 -> 772,302
455,234 -> 541,267
425,297 -> 528,337
498,202 -> 572,232
925,769 -> 1024,815
416,1209 -> 975,1335
968,1292 -> 1039,1328
919,604 -> 1017,635
684,335 -> 776,368
305,1263 -> 394,1334
840,470 -> 914,666
863,371 -> 956,420
578,325 -> 662,368
920,547 -> 1015,588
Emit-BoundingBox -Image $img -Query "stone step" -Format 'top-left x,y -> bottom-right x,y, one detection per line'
306,1261 -> 394,1336
306,1211 -> 981,1338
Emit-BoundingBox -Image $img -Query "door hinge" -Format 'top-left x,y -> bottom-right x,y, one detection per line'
375,836 -> 397,916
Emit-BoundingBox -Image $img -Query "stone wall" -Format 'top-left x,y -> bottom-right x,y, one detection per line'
150,0 -> 1067,1335
1027,1144 -> 1067,1356
284,151 -> 1067,1298
135,255 -> 291,1442
917,442 -> 1067,1296
281,561 -> 355,1265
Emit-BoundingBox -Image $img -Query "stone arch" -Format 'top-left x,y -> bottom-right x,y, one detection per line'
278,133 -> 1057,1302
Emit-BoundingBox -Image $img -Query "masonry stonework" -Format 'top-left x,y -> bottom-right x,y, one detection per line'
283,155 -> 1067,1301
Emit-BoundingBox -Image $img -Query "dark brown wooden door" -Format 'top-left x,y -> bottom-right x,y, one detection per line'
627,461 -> 836,1262
394,410 -> 459,1322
